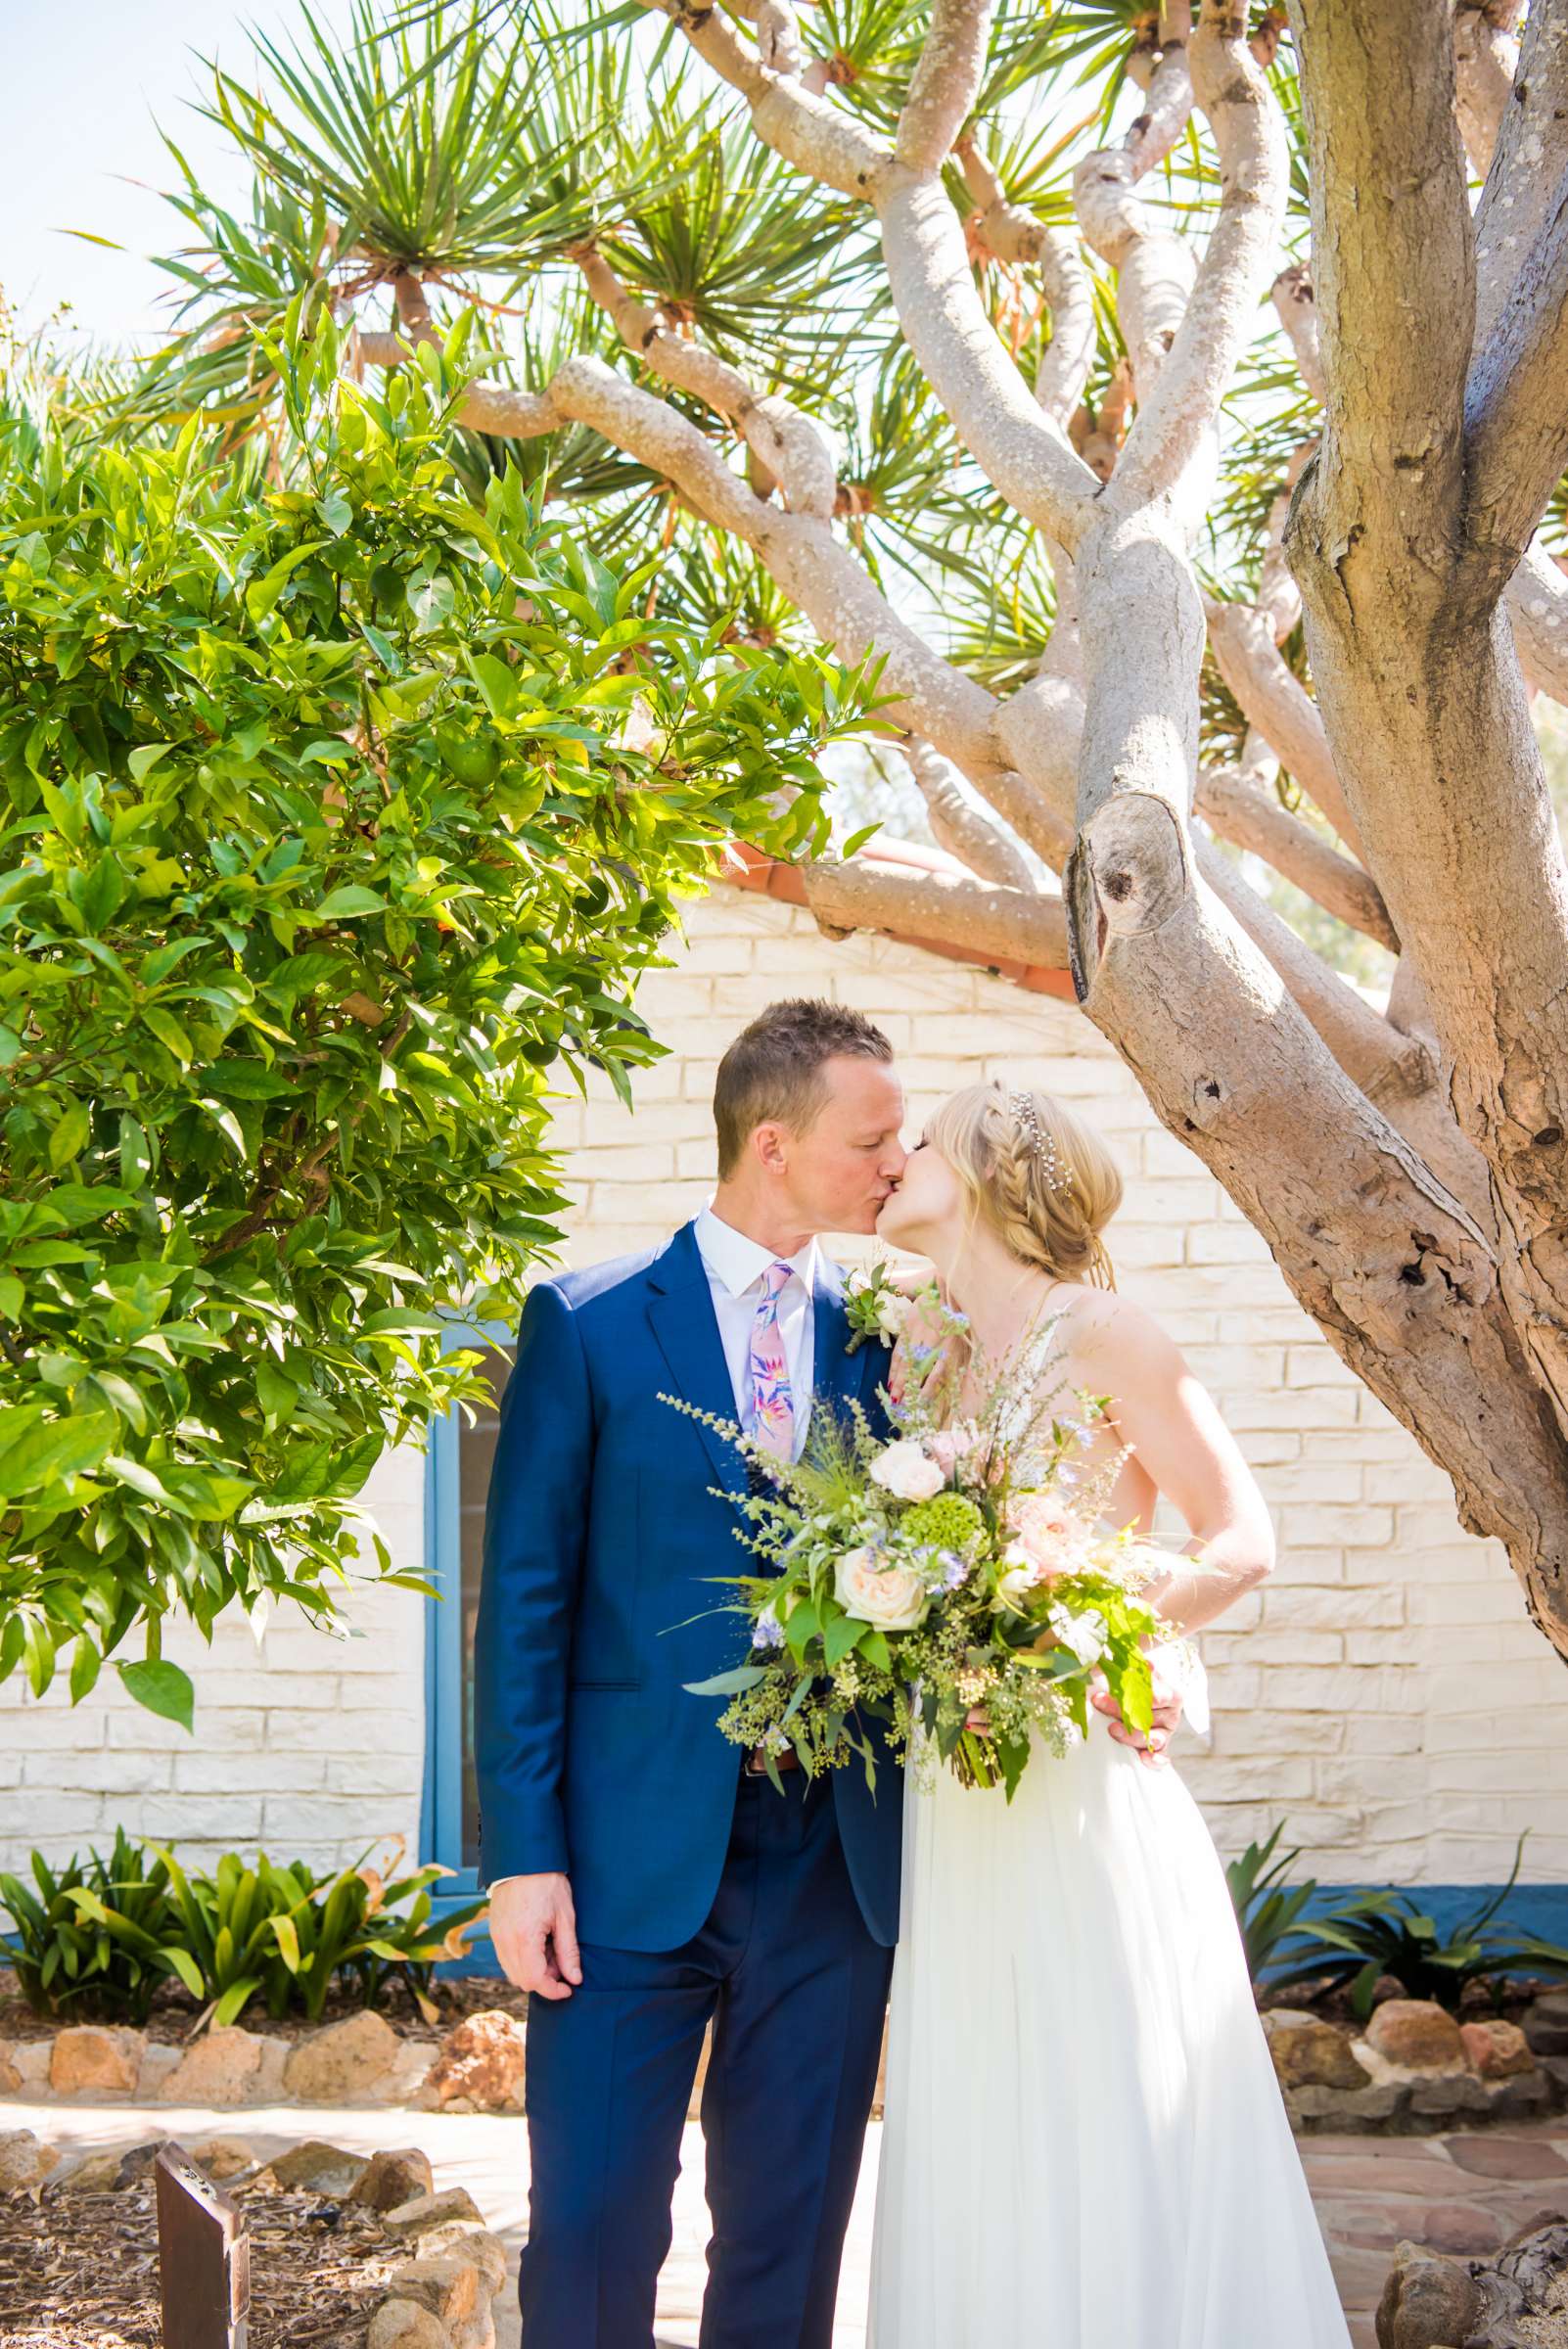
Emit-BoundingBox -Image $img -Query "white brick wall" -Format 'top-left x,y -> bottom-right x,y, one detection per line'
0,1438 -> 428,1879
4,884 -> 1564,1893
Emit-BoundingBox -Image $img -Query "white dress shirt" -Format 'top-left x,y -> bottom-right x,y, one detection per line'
693,1204 -> 818,1462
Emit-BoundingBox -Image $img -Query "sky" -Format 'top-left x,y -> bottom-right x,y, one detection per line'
6,0 -> 354,352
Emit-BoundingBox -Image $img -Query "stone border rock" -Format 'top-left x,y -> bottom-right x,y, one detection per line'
0,2004 -> 527,2117
9,1991 -> 1568,2140
0,2126 -> 509,2349
1262,1995 -> 1568,2136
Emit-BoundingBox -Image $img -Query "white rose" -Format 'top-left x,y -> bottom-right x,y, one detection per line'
834,1544 -> 930,1632
868,1439 -> 945,1502
876,1290 -> 912,1341
996,1541 -> 1048,1608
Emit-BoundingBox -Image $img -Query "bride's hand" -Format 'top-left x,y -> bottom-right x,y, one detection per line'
964,1707 -> 992,1733
1089,1663 -> 1182,1768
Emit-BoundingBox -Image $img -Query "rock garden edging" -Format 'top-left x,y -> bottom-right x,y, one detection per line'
0,2004 -> 527,2116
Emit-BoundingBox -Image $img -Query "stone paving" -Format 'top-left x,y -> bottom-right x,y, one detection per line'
1300,2125 -> 1568,2348
8,2098 -> 1568,2344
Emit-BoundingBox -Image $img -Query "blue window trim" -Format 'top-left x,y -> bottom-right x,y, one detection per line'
423,1313 -> 514,1968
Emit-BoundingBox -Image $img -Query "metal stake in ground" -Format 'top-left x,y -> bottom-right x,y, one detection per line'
156,2143 -> 251,2349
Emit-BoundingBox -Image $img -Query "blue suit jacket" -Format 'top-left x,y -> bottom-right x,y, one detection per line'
473,1221 -> 903,1952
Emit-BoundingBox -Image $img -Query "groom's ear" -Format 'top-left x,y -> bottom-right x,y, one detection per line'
750,1120 -> 791,1174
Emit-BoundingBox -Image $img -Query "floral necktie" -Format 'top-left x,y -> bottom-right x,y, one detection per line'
747,1261 -> 797,1462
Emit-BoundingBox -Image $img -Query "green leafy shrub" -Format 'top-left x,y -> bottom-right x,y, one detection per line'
0,314 -> 868,1717
153,1833 -> 487,2026
0,1829 -> 192,2023
1,1830 -> 488,2027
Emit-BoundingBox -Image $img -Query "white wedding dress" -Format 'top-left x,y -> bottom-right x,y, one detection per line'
867,1706 -> 1352,2346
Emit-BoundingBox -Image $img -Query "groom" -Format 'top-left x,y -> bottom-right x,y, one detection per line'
475,997 -> 909,2346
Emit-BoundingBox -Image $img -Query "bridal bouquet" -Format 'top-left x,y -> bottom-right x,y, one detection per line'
665,1290 -> 1189,1800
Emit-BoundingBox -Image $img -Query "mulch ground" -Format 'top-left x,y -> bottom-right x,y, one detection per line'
0,2170 -> 403,2347
0,1965 -> 528,2048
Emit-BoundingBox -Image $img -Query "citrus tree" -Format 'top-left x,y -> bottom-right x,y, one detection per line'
0,321 -> 868,1720
103,0 -> 1568,1663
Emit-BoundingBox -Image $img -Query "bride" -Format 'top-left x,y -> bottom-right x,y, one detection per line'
867,1080 -> 1350,2348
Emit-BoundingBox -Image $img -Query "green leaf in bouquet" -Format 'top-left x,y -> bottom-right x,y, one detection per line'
822,1614 -> 864,1669
784,1598 -> 819,1655
1109,1647 -> 1155,1739
995,1734 -> 1032,1803
684,1664 -> 769,1697
860,1629 -> 893,1673
780,1676 -> 812,1727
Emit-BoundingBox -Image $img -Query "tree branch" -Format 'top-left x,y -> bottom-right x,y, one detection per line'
1203,596 -> 1365,854
1195,836 -> 1416,1091
639,0 -> 1100,548
954,137 -> 1096,428
1113,0 -> 1291,512
1286,0 -> 1473,585
875,178 -> 1101,547
1463,173 -> 1568,588
1196,764 -> 1397,947
1266,261 -> 1568,707
572,243 -> 836,518
1474,0 -> 1568,345
901,738 -> 1037,888
897,0 -> 993,173
1454,0 -> 1525,175
801,855 -> 1069,967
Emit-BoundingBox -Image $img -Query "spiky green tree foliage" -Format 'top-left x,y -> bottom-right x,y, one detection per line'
0,318 -> 869,1719
105,0 -> 1568,1662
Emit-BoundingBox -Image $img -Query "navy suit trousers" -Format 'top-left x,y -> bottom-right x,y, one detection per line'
520,1767 -> 895,2348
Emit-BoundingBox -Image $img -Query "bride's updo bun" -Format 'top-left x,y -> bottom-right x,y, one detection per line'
926,1080 -> 1122,1289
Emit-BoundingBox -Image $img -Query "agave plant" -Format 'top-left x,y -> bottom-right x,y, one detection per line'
1293,1836 -> 1568,2022
1223,1823 -> 1322,1991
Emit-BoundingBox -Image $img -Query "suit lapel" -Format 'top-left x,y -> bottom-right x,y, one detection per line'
647,1222 -> 749,1501
811,1259 -> 860,1426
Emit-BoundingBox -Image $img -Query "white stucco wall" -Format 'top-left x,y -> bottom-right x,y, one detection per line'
4,881 -> 1564,1891
0,1434 -> 428,1881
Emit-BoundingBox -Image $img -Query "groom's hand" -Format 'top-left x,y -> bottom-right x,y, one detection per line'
1091,1663 -> 1183,1768
490,1872 -> 583,2000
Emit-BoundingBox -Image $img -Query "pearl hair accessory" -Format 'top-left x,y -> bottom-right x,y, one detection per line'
1007,1086 -> 1073,1196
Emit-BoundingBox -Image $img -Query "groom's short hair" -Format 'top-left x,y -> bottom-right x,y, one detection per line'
714,997 -> 894,1177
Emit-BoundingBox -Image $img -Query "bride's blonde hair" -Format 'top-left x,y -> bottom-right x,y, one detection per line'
926,1080 -> 1122,1290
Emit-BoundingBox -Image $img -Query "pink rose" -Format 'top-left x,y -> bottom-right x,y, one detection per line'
1007,1492 -> 1091,1584
926,1421 -> 997,1487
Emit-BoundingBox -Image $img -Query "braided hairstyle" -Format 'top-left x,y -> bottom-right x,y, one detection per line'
926,1080 -> 1122,1289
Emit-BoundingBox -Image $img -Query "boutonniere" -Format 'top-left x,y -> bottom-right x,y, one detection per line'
844,1259 -> 914,1354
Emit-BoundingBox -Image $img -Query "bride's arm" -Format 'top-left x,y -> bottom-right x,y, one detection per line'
1074,1292 -> 1274,1633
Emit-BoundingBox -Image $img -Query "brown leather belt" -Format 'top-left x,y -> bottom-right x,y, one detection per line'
744,1743 -> 802,1776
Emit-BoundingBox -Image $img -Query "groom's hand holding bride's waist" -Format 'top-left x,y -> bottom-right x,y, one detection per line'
489,1871 -> 583,2000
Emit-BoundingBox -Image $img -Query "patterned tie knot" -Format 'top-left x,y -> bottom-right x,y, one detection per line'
763,1261 -> 793,1301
